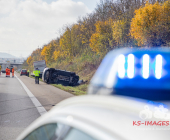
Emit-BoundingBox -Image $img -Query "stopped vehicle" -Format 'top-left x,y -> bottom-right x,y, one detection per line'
20,69 -> 27,76
42,68 -> 79,86
33,60 -> 46,78
1,63 -> 10,73
17,47 -> 170,140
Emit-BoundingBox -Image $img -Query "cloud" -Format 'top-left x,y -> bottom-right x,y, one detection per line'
0,0 -> 91,57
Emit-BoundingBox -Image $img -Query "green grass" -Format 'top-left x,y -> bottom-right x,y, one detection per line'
52,84 -> 87,95
29,75 -> 87,95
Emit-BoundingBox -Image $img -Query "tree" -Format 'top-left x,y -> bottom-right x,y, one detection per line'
26,56 -> 32,65
60,27 -> 72,58
130,1 -> 170,46
41,46 -> 51,63
90,19 -> 113,54
112,19 -> 129,45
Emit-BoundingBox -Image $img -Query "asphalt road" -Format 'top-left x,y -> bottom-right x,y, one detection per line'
0,72 -> 74,140
15,72 -> 74,111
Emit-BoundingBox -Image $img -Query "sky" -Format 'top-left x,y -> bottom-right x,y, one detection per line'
0,0 -> 100,58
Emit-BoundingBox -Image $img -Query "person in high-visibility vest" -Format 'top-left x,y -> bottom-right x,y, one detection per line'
27,69 -> 30,77
12,68 -> 14,78
33,68 -> 40,84
6,67 -> 10,77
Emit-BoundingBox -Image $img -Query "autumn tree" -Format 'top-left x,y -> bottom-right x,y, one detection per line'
26,56 -> 32,65
90,19 -> 114,54
60,27 -> 72,58
112,19 -> 129,45
130,1 -> 170,46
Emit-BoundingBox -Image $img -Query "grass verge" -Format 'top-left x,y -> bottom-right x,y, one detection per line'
52,84 -> 87,96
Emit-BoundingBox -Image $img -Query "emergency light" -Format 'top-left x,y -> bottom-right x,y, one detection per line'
89,47 -> 170,100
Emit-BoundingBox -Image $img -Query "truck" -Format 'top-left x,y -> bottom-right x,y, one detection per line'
1,63 -> 10,73
42,68 -> 79,86
33,60 -> 46,78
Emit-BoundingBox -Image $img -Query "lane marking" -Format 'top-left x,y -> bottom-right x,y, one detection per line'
15,74 -> 47,116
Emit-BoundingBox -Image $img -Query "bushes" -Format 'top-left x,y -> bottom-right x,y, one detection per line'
130,1 -> 170,46
25,0 -> 170,82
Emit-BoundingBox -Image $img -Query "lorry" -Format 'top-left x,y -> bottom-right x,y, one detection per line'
1,63 -> 10,73
33,60 -> 46,78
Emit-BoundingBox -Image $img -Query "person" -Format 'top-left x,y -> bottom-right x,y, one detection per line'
12,68 -> 14,78
27,69 -> 30,77
33,68 -> 40,84
6,67 -> 10,77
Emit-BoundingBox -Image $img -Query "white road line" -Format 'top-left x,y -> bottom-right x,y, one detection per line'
15,74 -> 47,116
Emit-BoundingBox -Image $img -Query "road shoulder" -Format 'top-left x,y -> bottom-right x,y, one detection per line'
15,72 -> 74,111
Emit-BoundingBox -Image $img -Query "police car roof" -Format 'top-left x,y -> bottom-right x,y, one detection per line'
89,47 -> 170,100
17,95 -> 170,140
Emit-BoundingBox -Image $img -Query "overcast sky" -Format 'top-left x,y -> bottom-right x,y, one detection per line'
0,0 -> 100,58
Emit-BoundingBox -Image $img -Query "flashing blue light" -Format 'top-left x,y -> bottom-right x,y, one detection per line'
155,54 -> 162,79
90,48 -> 170,99
127,54 -> 134,79
117,54 -> 125,78
142,54 -> 150,79
117,54 -> 164,79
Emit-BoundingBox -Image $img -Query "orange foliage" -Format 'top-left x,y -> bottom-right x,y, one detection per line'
53,50 -> 60,60
130,1 -> 170,46
26,56 -> 32,65
90,19 -> 113,54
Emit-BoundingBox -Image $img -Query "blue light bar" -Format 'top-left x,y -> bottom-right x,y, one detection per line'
155,54 -> 162,79
117,54 -> 125,79
89,47 -> 170,99
116,53 -> 164,79
142,54 -> 150,79
127,54 -> 134,79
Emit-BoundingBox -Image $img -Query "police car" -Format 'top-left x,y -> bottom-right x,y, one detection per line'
17,47 -> 170,140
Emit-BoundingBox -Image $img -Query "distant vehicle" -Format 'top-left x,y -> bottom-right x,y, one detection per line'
1,63 -> 10,73
17,95 -> 170,140
42,68 -> 79,86
33,60 -> 46,78
20,69 -> 27,76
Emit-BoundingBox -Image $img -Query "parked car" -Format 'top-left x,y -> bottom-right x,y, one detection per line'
20,69 -> 27,76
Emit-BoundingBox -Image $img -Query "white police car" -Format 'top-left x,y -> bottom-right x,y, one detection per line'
17,47 -> 170,140
17,95 -> 170,140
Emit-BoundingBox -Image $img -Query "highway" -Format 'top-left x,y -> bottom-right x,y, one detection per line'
0,72 -> 74,140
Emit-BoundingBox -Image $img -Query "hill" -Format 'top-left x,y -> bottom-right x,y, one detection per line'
0,52 -> 17,58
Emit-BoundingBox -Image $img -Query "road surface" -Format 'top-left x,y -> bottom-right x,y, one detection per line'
0,72 -> 74,140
